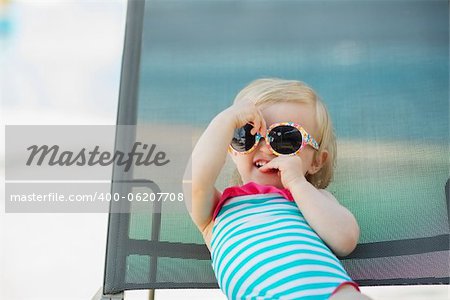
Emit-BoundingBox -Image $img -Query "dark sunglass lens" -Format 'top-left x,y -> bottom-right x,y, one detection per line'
230,124 -> 256,152
268,125 -> 302,154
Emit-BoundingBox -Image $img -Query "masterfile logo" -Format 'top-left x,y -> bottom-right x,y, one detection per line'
5,125 -> 189,180
25,142 -> 170,172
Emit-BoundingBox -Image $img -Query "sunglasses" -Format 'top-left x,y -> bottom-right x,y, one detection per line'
229,122 -> 319,156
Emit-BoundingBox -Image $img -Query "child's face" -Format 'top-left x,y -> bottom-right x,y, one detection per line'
230,102 -> 320,189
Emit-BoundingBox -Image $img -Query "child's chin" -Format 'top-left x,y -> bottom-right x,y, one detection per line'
254,174 -> 283,188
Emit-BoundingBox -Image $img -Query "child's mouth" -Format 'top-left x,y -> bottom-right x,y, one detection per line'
254,160 -> 278,173
254,160 -> 268,168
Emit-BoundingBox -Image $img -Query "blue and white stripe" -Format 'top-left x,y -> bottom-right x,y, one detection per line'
210,193 -> 354,300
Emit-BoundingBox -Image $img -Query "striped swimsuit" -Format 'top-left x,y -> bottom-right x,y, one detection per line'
210,182 -> 359,300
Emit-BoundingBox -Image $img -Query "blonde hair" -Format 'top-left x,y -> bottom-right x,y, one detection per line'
230,78 -> 337,189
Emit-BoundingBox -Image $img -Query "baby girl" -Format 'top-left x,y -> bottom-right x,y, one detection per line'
186,78 -> 372,299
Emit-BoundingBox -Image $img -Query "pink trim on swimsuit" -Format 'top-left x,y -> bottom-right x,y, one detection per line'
212,181 -> 295,221
330,281 -> 361,296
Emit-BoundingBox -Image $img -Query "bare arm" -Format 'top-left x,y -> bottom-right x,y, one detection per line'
289,178 -> 360,257
184,109 -> 236,232
258,155 -> 360,257
183,101 -> 267,235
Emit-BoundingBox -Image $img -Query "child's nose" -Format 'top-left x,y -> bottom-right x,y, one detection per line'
255,137 -> 273,155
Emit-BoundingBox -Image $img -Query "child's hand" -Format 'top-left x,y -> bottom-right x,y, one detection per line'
225,100 -> 267,136
259,155 -> 307,190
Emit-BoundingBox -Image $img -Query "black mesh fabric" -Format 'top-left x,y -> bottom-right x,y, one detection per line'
103,0 -> 449,294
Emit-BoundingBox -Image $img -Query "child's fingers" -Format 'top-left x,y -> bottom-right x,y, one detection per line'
249,118 -> 257,135
259,160 -> 277,172
250,107 -> 266,136
251,111 -> 263,135
239,101 -> 266,136
254,113 -> 262,135
257,110 -> 267,136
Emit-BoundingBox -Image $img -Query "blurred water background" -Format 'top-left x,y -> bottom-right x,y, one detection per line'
137,0 -> 448,144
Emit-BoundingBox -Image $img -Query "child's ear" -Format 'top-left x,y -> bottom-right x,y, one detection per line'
307,150 -> 328,175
